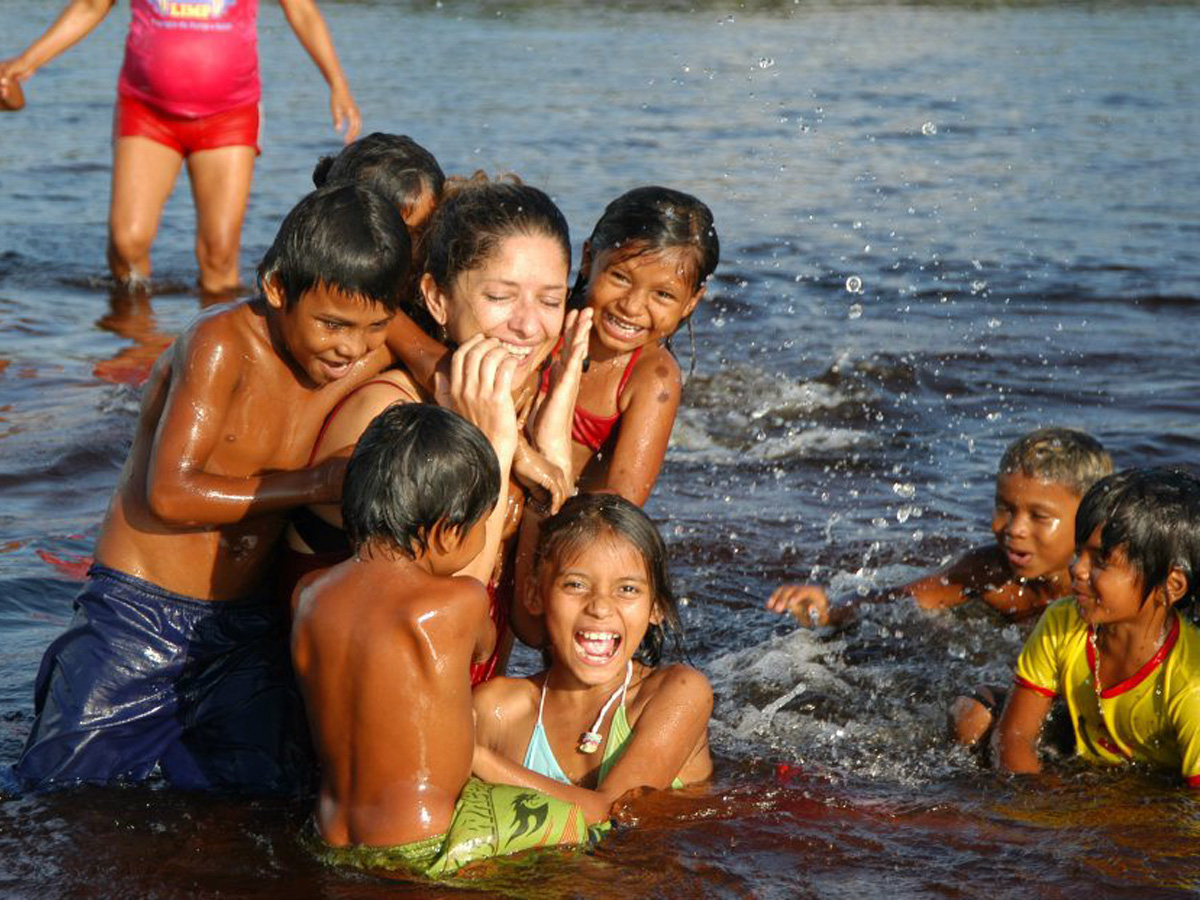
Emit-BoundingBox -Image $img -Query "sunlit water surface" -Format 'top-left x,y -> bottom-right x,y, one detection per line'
1,1 -> 1199,897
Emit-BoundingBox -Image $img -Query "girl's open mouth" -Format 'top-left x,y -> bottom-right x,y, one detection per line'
574,630 -> 622,665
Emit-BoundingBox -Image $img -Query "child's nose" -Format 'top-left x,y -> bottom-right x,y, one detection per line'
337,329 -> 369,360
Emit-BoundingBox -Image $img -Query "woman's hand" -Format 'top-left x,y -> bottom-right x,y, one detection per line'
330,81 -> 361,143
527,308 -> 592,478
443,335 -> 520,464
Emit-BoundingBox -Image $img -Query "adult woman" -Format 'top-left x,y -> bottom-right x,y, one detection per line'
279,178 -> 588,681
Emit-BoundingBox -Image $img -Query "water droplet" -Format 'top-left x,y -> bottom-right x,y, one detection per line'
845,275 -> 863,293
921,121 -> 938,136
892,482 -> 916,499
987,318 -> 1001,328
758,57 -> 775,69
848,303 -> 863,319
971,280 -> 987,294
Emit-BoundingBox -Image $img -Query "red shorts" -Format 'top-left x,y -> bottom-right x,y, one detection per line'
114,94 -> 261,157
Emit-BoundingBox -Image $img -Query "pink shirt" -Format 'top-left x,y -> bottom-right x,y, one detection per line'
118,0 -> 260,119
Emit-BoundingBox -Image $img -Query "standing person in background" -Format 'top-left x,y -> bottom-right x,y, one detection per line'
0,0 -> 361,297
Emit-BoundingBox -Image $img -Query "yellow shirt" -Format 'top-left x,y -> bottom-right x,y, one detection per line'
1014,597 -> 1200,783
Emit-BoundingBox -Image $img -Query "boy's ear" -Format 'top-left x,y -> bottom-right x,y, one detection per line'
263,273 -> 286,310
522,578 -> 544,616
426,519 -> 457,557
421,273 -> 449,326
1164,566 -> 1190,606
681,284 -> 706,322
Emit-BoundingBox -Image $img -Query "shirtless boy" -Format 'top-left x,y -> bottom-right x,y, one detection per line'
767,428 -> 1113,743
15,183 -> 414,792
293,400 -> 590,878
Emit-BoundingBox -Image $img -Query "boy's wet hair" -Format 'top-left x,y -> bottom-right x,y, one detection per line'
422,177 -> 571,303
570,185 -> 720,308
533,493 -> 680,666
996,427 -> 1114,496
257,184 -> 410,311
312,132 -> 445,225
1075,467 -> 1200,607
342,404 -> 499,558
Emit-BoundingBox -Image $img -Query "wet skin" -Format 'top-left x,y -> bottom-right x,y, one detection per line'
92,283 -> 404,601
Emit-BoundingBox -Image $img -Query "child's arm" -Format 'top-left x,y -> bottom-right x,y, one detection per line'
767,545 -> 1003,628
474,666 -> 713,825
385,310 -> 450,395
441,336 -> 519,586
277,0 -> 361,142
587,347 -> 681,505
0,0 -> 113,87
144,326 -> 346,526
992,684 -> 1053,774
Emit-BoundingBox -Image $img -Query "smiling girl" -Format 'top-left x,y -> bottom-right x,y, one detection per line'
472,493 -> 712,825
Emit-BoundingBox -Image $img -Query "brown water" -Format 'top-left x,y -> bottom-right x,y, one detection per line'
2,1 -> 1199,897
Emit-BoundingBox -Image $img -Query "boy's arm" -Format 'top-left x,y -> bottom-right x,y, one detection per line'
0,0 -> 113,86
767,544 -> 1002,628
384,309 -> 451,395
145,326 -> 343,526
277,0 -> 361,142
992,684 -> 1053,774
586,348 -> 680,506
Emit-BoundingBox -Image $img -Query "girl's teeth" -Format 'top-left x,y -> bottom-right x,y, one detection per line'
576,630 -> 620,661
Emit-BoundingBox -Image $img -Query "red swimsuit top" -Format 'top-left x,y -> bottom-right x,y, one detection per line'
541,345 -> 643,452
118,0 -> 261,118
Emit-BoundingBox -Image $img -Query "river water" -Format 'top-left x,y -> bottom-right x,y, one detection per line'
1,1 -> 1198,897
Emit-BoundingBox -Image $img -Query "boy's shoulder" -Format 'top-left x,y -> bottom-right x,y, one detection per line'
172,297 -> 271,367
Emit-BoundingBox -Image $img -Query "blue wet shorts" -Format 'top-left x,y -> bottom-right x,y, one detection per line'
14,565 -> 311,793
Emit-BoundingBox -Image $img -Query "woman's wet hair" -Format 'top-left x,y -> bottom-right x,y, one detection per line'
1075,466 -> 1200,607
257,184 -> 410,311
421,177 -> 571,306
342,404 -> 500,558
997,427 -> 1114,497
569,185 -> 720,309
534,493 -> 681,666
312,132 -> 445,223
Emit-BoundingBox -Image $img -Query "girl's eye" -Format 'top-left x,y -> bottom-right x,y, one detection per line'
608,270 -> 632,285
562,578 -> 586,591
654,290 -> 677,302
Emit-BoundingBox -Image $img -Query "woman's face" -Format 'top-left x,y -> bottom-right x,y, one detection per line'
423,233 -> 569,381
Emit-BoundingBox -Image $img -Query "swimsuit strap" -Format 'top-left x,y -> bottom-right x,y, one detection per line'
538,660 -> 632,737
307,379 -> 415,466
614,345 -> 644,403
585,661 -> 633,737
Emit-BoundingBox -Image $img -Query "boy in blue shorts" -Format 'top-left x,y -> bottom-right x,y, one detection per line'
996,467 -> 1200,786
14,183 -> 419,793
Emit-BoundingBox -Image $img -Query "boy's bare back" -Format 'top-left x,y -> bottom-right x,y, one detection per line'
93,296 -> 397,600
292,555 -> 494,847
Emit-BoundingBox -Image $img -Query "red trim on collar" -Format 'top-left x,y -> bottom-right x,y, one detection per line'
1086,615 -> 1181,699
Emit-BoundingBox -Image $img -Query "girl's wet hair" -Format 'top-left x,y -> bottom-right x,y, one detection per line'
534,493 -> 681,666
257,184 -> 410,311
570,185 -> 720,309
1075,466 -> 1200,608
342,404 -> 500,558
422,177 -> 571,295
312,132 -> 445,222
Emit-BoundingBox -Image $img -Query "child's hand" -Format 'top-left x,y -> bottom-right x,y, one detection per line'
312,455 -> 349,506
330,82 -> 361,144
444,335 -> 519,463
513,436 -> 571,515
766,583 -> 831,627
527,308 -> 592,476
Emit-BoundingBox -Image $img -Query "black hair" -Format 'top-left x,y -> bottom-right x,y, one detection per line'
533,493 -> 680,666
257,184 -> 411,312
997,427 -> 1113,496
569,185 -> 720,310
312,132 -> 445,223
421,179 -> 571,321
342,404 -> 500,558
1075,466 -> 1200,608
